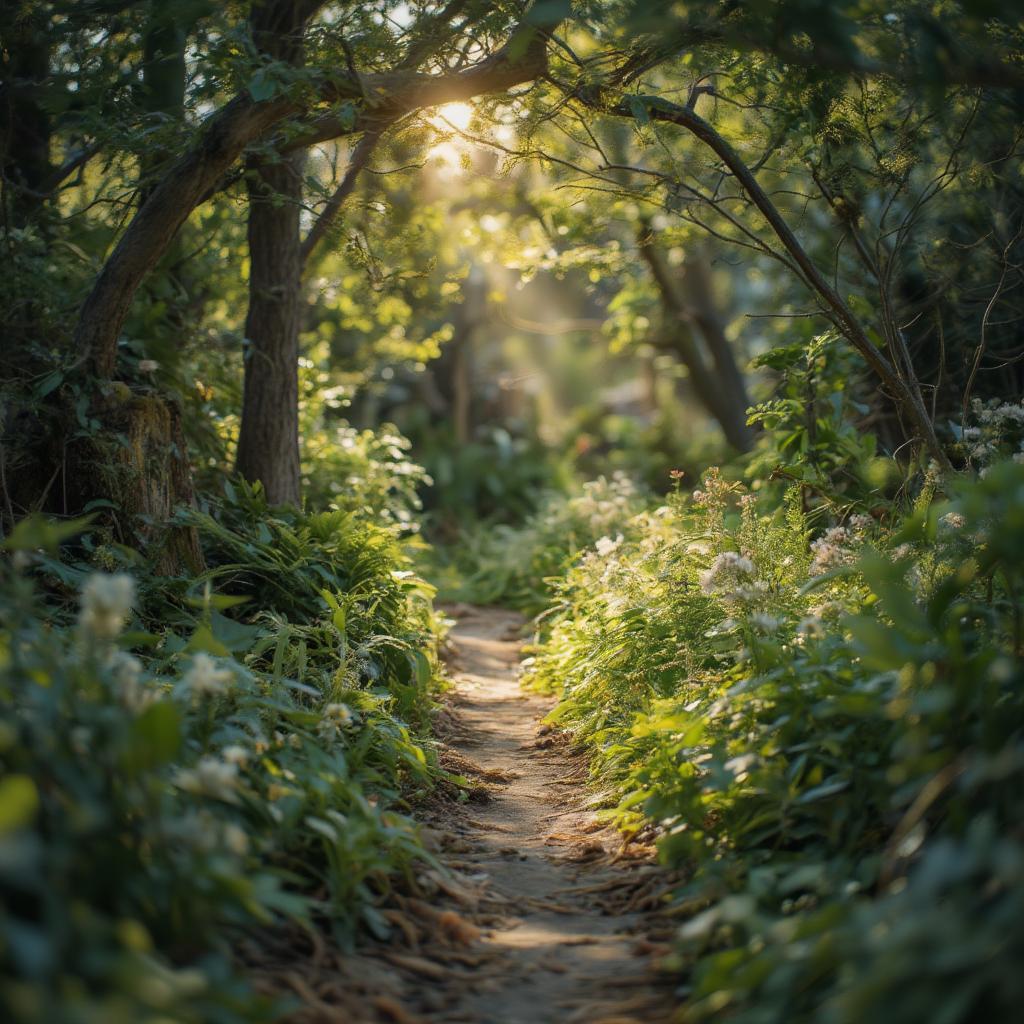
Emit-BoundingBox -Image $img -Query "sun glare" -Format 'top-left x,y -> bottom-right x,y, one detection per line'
430,101 -> 474,132
426,102 -> 476,174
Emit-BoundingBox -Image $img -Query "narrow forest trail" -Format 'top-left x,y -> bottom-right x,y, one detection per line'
404,605 -> 677,1024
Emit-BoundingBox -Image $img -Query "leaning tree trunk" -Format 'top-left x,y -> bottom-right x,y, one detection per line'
638,227 -> 754,452
234,153 -> 306,505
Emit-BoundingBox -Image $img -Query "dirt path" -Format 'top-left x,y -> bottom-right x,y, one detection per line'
420,605 -> 676,1024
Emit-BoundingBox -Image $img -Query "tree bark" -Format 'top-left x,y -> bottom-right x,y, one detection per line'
235,152 -> 306,506
74,91 -> 295,379
638,228 -> 754,452
233,0 -> 314,506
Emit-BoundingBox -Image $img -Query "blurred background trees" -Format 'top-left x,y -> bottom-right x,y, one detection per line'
1,0 -> 1022,542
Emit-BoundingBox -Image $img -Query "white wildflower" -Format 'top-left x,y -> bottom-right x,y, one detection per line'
107,651 -> 156,712
79,573 -> 135,639
749,612 -> 781,632
323,703 -> 354,727
174,757 -> 239,803
993,402 -> 1024,425
809,527 -> 858,575
939,512 -> 966,530
221,823 -> 249,856
138,359 -> 159,373
180,652 -> 233,700
700,552 -> 764,605
594,534 -> 623,557
221,744 -> 249,766
797,616 -> 826,639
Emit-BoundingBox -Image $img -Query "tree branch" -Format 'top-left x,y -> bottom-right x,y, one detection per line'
586,90 -> 951,467
72,11 -> 558,379
300,129 -> 381,269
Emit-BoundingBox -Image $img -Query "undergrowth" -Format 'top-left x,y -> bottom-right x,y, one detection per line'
524,460 -> 1024,1023
425,472 -> 646,614
0,480 -> 445,1023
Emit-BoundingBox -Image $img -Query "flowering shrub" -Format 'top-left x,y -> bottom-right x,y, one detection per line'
0,489 -> 443,1021
524,462 -> 1024,1023
302,421 -> 431,530
432,472 -> 647,613
953,398 -> 1024,469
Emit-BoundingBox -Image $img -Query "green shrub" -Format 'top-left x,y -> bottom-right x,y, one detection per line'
0,485 -> 444,1022
429,472 -> 647,614
301,422 -> 430,529
525,461 -> 1024,1023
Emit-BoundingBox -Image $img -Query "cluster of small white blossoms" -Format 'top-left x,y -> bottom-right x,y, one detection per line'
178,652 -> 234,701
700,551 -> 768,605
79,572 -> 135,639
174,756 -> 241,803
317,702 -> 354,738
594,533 -> 624,557
166,810 -> 248,857
108,650 -> 158,712
808,515 -> 873,576
974,398 -> 1024,428
77,574 -> 164,710
963,399 -> 1024,466
568,473 -> 639,537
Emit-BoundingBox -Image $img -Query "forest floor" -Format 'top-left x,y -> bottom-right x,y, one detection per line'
408,605 -> 680,1022
262,605 -> 678,1022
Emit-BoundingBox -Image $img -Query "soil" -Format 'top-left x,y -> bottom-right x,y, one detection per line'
415,604 -> 678,1024
254,605 -> 679,1023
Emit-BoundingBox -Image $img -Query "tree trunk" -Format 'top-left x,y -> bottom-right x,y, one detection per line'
1,5 -> 52,225
234,152 -> 306,506
233,0 -> 312,506
74,92 -> 295,379
638,228 -> 754,452
679,251 -> 753,427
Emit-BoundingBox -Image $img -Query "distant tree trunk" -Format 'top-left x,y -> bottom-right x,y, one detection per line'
138,2 -> 188,198
0,5 -> 51,225
232,0 -> 313,506
234,151 -> 306,505
679,250 -> 753,426
637,226 -> 754,452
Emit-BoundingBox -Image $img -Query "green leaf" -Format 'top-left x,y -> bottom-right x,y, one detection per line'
629,95 -> 651,125
185,624 -> 231,657
3,514 -> 96,554
34,370 -> 64,398
0,776 -> 38,834
122,702 -> 182,774
248,69 -> 279,102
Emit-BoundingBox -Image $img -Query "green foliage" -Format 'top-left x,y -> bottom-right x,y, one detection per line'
302,422 -> 430,528
416,425 -> 575,525
746,330 -> 880,495
0,488 -> 444,1022
525,461 -> 1024,1023
428,473 -> 647,614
